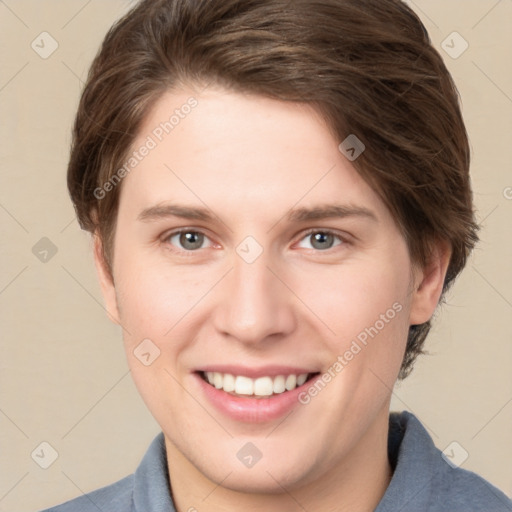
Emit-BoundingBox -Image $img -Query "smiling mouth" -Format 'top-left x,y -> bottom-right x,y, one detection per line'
198,371 -> 320,398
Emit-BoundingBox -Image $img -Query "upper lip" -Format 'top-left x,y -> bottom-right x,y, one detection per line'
195,365 -> 320,379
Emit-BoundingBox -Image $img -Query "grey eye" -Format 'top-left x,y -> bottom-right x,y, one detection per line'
297,231 -> 342,251
169,231 -> 209,250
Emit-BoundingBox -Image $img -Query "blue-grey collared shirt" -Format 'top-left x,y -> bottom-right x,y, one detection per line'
41,411 -> 512,512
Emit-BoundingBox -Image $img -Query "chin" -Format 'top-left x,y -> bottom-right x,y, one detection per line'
210,463 -> 312,495
201,444 -> 320,495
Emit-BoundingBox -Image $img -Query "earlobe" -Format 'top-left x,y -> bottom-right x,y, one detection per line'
409,241 -> 452,326
92,233 -> 121,325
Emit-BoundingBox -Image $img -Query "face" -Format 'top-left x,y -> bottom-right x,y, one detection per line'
95,86 -> 446,495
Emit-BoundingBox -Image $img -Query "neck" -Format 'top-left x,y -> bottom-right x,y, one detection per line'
165,407 -> 392,512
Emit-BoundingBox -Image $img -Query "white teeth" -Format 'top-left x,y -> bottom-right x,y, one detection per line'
254,377 -> 274,396
285,374 -> 297,391
203,372 -> 311,396
273,375 -> 286,394
213,372 -> 223,389
297,373 -> 308,386
235,375 -> 254,395
223,373 -> 235,392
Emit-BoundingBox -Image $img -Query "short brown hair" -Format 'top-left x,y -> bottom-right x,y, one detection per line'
67,0 -> 479,378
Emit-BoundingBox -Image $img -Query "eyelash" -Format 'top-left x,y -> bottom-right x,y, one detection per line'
162,228 -> 348,254
299,228 -> 347,248
162,229 -> 215,257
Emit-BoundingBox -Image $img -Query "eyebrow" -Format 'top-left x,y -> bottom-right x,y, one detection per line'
137,203 -> 378,224
137,204 -> 215,222
286,205 -> 377,223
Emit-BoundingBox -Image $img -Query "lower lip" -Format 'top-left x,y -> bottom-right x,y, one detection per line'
194,373 -> 318,423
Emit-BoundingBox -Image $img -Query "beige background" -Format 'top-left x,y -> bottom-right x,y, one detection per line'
1,0 -> 511,510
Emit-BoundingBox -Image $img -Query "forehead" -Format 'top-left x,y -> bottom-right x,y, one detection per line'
117,87 -> 389,224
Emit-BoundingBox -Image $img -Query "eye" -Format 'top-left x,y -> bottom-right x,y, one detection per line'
296,230 -> 343,251
166,230 -> 212,251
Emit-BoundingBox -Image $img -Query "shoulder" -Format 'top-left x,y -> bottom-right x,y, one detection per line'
379,411 -> 512,512
433,463 -> 512,512
40,474 -> 134,512
39,432 -> 172,512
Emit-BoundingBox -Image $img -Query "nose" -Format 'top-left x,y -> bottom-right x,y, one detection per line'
212,254 -> 297,346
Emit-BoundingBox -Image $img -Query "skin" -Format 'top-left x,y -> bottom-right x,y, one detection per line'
94,85 -> 450,512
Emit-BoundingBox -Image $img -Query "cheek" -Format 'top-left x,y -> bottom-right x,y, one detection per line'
112,259 -> 202,415
292,257 -> 411,339
113,252 -> 219,355
287,249 -> 413,384
113,240 -> 179,327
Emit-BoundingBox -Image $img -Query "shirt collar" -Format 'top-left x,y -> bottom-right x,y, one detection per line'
375,411 -> 437,511
133,433 -> 175,512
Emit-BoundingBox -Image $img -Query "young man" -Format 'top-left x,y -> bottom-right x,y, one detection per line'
43,0 -> 512,510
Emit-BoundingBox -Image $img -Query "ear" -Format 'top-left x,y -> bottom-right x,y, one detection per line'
409,240 -> 452,325
92,233 -> 121,325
